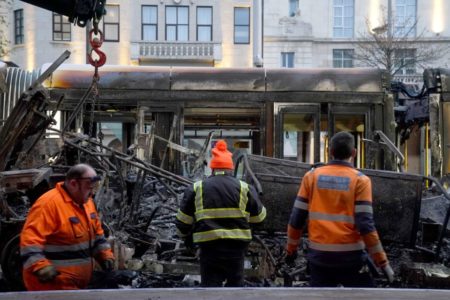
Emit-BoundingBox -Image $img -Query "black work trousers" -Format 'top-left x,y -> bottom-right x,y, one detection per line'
199,240 -> 248,287
309,262 -> 375,287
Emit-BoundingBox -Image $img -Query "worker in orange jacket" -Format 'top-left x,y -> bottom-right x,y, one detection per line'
286,131 -> 394,287
20,164 -> 115,290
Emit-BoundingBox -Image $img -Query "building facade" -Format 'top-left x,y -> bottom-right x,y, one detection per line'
1,0 -> 450,177
264,0 -> 450,81
3,0 -> 256,69
1,0 -> 449,76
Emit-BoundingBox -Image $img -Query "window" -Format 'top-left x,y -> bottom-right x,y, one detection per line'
166,6 -> 189,41
53,13 -> 71,41
14,9 -> 23,44
395,0 -> 416,37
281,52 -> 295,68
234,7 -> 250,44
394,49 -> 416,75
103,4 -> 120,42
333,49 -> 354,68
142,5 -> 157,40
197,6 -> 212,42
333,0 -> 354,38
289,0 -> 299,17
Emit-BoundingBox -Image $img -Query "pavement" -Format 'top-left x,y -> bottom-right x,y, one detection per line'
1,287 -> 450,300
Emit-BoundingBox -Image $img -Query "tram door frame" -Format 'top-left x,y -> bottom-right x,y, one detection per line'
274,102 -> 373,166
328,104 -> 373,168
274,103 -> 321,163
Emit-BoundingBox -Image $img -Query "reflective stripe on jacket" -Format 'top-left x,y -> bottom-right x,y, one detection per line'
287,161 -> 387,267
20,182 -> 114,290
176,172 -> 266,244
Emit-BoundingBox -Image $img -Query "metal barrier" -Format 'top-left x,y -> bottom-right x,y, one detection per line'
235,153 -> 424,247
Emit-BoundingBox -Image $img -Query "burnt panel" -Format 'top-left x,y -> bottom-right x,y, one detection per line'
437,68 -> 450,93
239,155 -> 422,246
266,68 -> 386,93
251,174 -> 302,233
424,68 -> 450,100
171,67 -> 265,91
238,155 -> 310,233
364,169 -> 423,246
45,65 -> 171,90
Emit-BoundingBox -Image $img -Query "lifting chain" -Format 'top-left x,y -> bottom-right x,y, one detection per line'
86,18 -> 106,140
62,21 -> 106,137
88,87 -> 96,139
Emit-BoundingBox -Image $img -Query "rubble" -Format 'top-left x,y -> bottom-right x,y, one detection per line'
401,263 -> 450,289
2,133 -> 448,290
0,53 -> 449,292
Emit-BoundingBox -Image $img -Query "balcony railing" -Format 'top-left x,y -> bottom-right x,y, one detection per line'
393,74 -> 423,85
131,41 -> 221,61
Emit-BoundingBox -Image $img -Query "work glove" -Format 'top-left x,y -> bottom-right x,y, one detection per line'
35,265 -> 59,283
382,264 -> 395,283
101,259 -> 115,272
285,251 -> 298,266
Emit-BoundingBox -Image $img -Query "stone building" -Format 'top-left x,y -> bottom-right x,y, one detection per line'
264,0 -> 450,84
2,0 -> 255,69
1,0 -> 449,76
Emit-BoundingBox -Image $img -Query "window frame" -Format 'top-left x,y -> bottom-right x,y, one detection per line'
332,49 -> 354,68
196,6 -> 212,42
234,7 -> 250,44
394,48 -> 417,75
165,5 -> 189,41
14,9 -> 24,45
281,52 -> 295,68
394,0 -> 417,37
142,5 -> 158,41
52,13 -> 71,41
332,0 -> 354,38
103,4 -> 120,42
289,0 -> 299,17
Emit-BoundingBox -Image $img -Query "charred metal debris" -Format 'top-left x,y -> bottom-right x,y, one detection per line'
0,53 -> 450,291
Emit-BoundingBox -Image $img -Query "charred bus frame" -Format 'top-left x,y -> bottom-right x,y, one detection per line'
43,65 -> 394,173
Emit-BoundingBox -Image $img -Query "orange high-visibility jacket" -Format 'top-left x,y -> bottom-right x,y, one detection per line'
287,161 -> 388,268
20,182 -> 114,290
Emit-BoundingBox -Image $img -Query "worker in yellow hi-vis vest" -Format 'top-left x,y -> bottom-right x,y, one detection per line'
176,140 -> 266,287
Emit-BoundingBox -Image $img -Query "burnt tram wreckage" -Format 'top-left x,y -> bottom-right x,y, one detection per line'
0,52 -> 450,294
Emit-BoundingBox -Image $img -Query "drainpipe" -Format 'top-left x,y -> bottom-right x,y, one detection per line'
253,0 -> 263,67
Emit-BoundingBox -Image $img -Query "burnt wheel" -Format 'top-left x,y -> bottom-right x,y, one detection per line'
0,234 -> 25,291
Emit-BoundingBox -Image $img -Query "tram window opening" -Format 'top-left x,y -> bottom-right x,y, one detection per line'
320,115 -> 329,163
333,114 -> 365,168
183,134 -> 253,177
98,122 -> 124,152
46,111 -> 61,139
144,124 -> 153,134
443,103 -> 450,175
282,113 -> 315,163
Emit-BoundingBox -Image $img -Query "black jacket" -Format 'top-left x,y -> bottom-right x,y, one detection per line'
175,171 -> 266,244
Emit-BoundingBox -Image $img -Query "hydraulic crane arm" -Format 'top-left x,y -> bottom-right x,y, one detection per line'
20,0 -> 106,27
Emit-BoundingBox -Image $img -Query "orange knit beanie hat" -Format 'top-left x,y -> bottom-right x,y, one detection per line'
210,140 -> 234,170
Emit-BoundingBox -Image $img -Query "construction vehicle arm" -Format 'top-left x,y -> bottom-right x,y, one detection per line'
20,0 -> 106,27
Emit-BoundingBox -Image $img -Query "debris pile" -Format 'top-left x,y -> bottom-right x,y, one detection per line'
0,52 -> 449,291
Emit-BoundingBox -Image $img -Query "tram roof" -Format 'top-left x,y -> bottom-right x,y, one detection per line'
42,64 -> 387,94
